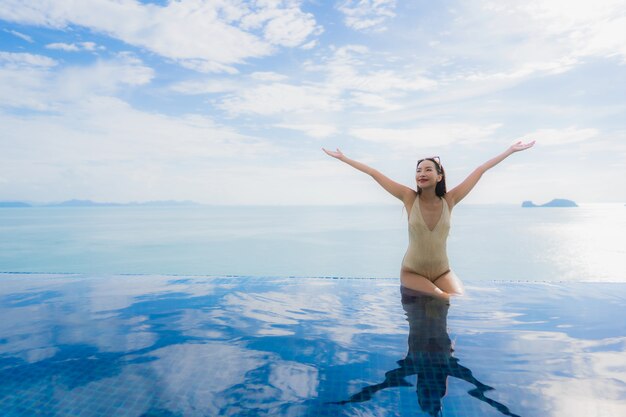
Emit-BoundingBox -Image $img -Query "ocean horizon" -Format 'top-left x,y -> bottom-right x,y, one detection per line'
1,203 -> 624,282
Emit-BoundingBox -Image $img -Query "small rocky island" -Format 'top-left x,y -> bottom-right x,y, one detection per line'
522,199 -> 578,208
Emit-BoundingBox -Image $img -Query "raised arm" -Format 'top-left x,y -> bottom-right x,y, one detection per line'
322,148 -> 414,202
446,140 -> 535,208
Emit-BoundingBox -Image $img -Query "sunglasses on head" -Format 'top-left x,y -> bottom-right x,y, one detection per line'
416,156 -> 441,170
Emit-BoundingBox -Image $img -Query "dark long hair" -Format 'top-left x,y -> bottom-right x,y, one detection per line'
417,158 -> 447,197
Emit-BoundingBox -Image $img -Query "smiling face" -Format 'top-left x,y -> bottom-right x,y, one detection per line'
416,159 -> 443,190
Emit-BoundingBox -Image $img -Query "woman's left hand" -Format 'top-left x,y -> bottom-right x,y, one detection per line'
509,140 -> 535,153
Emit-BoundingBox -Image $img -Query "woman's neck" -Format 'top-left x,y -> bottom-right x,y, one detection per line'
419,189 -> 439,203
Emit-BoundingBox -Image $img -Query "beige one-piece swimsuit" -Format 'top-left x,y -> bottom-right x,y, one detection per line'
401,196 -> 451,282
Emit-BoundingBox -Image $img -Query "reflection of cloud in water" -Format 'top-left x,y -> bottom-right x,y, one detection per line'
342,404 -> 388,417
53,371 -> 153,417
535,371 -> 626,417
58,303 -> 156,353
224,290 -> 328,325
510,331 -> 626,414
449,287 -> 626,417
173,308 -> 227,339
0,274 -> 224,362
144,343 -> 319,416
494,331 -> 626,417
147,343 -> 267,416
0,290 -> 155,361
332,350 -> 369,366
86,274 -> 218,312
268,362 -> 319,400
2,275 -> 624,416
222,281 -> 405,346
24,347 -> 58,363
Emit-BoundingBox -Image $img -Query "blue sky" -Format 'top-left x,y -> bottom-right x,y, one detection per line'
1,0 -> 624,205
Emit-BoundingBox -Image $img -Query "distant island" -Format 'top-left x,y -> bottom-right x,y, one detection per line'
522,199 -> 578,208
0,199 -> 201,208
0,201 -> 32,208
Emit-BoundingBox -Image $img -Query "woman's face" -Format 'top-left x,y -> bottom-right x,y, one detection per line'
416,160 -> 442,188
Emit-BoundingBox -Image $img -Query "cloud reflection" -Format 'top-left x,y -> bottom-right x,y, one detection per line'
0,274 -> 624,416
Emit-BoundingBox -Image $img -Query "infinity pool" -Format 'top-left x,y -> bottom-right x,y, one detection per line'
1,274 -> 624,416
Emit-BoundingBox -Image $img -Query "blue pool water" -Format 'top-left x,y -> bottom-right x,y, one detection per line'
1,273 -> 624,416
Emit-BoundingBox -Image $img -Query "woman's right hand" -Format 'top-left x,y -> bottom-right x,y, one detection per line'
322,147 -> 345,160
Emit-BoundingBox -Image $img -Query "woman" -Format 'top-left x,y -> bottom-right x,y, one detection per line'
323,140 -> 535,300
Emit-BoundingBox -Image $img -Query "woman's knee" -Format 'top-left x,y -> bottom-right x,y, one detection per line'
432,271 -> 464,297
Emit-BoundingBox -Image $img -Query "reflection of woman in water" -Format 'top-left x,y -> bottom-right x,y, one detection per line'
331,289 -> 522,417
323,141 -> 534,300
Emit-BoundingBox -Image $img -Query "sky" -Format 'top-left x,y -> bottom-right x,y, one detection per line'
0,0 -> 625,205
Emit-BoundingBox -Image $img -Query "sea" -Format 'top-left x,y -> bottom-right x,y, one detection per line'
1,204 -> 625,417
0,203 -> 624,282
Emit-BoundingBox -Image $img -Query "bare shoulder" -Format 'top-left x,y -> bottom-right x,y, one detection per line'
403,190 -> 418,215
443,194 -> 456,211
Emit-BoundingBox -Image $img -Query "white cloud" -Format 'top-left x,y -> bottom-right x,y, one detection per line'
349,91 -> 400,110
317,45 -> 437,104
170,79 -> 241,95
0,0 -> 321,73
250,71 -> 289,81
4,29 -> 33,42
454,58 -> 579,83
0,96 -> 280,202
0,51 -> 57,67
0,0 -> 622,206
46,42 -> 79,51
57,54 -> 154,98
337,0 -> 397,32
257,3 -> 322,47
276,123 -> 338,138
178,59 -> 241,74
382,0 -> 624,115
329,67 -> 437,95
214,45 -> 437,116
446,0 -> 626,75
2,96 -> 271,161
0,52 -> 59,109
492,0 -> 626,62
350,123 -> 503,150
0,52 -> 153,110
528,127 -> 599,146
219,82 -> 341,115
301,39 -> 318,50
81,41 -> 98,51
46,41 -> 101,52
